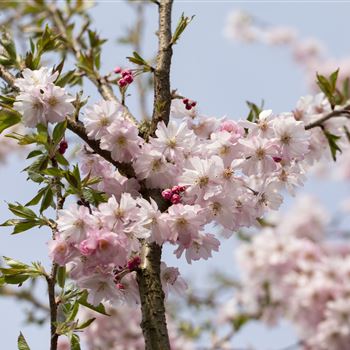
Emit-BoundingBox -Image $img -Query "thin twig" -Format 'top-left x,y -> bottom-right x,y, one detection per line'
305,105 -> 350,130
146,0 -> 173,138
46,3 -> 138,125
0,285 -> 50,312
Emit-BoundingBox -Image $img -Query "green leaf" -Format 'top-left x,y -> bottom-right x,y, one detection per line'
12,220 -> 39,234
8,203 -> 36,219
40,187 -> 54,213
246,101 -> 262,123
232,314 -> 250,331
70,334 -> 81,350
26,150 -> 43,159
324,130 -> 342,161
42,168 -> 63,177
57,265 -> 66,289
3,257 -> 28,269
55,152 -> 69,166
316,69 -> 341,108
52,120 -> 67,146
25,187 -> 47,206
82,188 -> 107,206
4,274 -> 30,285
171,13 -> 195,45
77,290 -> 109,315
55,70 -> 76,87
17,332 -> 30,350
0,109 -> 21,134
127,51 -> 152,71
76,317 -> 96,330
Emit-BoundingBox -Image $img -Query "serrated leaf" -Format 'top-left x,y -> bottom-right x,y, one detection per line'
0,109 -> 21,134
76,317 -> 96,330
8,203 -> 36,219
40,187 -> 54,213
232,314 -> 250,331
4,274 -> 29,285
42,168 -> 63,177
18,332 -> 30,350
66,301 -> 80,322
70,334 -> 81,350
324,130 -> 342,161
12,220 -> 39,234
52,120 -> 67,146
57,265 -> 66,289
26,150 -> 43,159
3,257 -> 28,269
25,187 -> 47,206
55,70 -> 76,87
55,152 -> 69,166
77,290 -> 109,315
171,13 -> 195,45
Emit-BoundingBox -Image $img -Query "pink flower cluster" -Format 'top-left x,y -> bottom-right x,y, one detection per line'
47,87 -> 350,304
230,195 -> 350,350
13,67 -> 74,127
49,192 -> 187,305
6,60 -> 335,305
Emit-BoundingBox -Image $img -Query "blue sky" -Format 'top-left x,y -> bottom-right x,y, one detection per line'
1,1 -> 350,349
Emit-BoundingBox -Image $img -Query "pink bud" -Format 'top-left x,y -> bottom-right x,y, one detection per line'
58,140 -> 68,154
273,156 -> 282,163
183,98 -> 189,104
185,104 -> 192,110
121,69 -> 132,77
171,193 -> 181,204
116,283 -> 125,290
124,74 -> 134,84
171,185 -> 181,194
191,101 -> 197,107
127,256 -> 141,270
178,186 -> 186,192
114,66 -> 122,74
162,189 -> 173,200
118,78 -> 127,87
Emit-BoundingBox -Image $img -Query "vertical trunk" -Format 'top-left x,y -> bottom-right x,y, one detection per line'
137,1 -> 174,348
137,243 -> 170,350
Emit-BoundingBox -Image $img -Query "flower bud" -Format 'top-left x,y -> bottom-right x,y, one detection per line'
162,189 -> 173,200
171,193 -> 181,204
114,66 -> 122,74
118,78 -> 127,87
58,140 -> 68,154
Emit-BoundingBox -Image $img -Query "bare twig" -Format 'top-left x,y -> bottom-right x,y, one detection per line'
46,3 -> 137,125
0,285 -> 49,313
305,105 -> 350,130
146,0 -> 173,139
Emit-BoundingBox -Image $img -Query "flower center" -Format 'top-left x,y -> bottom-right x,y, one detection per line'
255,147 -> 266,160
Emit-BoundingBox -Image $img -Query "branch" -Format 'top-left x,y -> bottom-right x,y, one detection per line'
136,1 -> 174,350
45,155 -> 66,350
46,3 -> 137,125
146,0 -> 173,138
305,105 -> 350,130
66,118 -> 135,178
0,285 -> 49,313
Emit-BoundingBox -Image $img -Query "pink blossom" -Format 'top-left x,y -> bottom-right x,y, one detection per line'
100,118 -> 143,163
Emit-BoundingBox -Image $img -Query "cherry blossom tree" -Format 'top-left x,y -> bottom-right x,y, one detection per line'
0,2 -> 350,350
